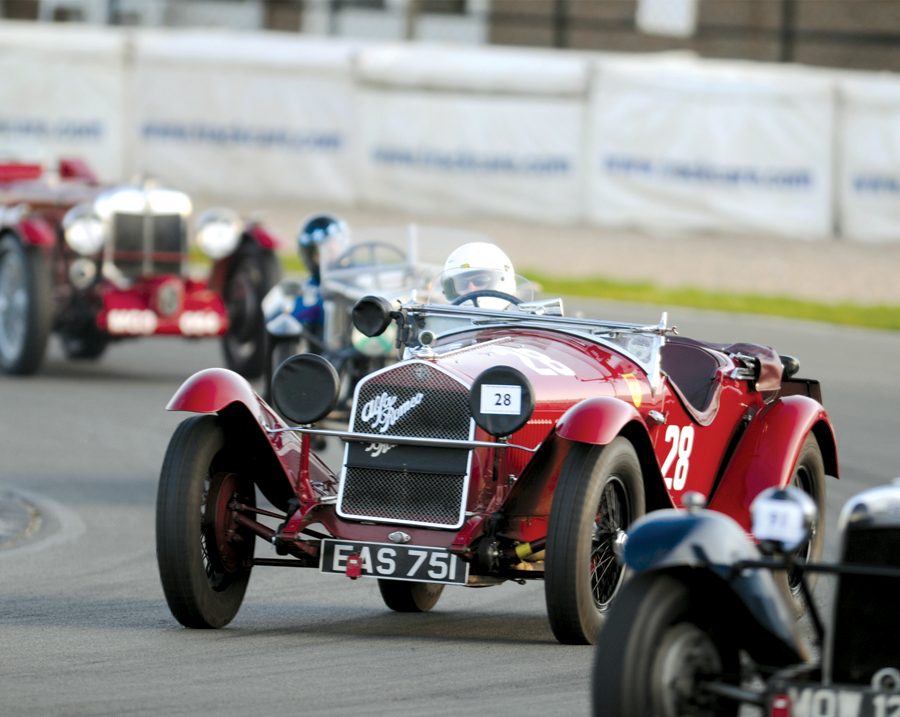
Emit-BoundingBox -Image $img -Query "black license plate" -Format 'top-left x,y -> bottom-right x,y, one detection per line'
774,684 -> 900,717
320,539 -> 468,585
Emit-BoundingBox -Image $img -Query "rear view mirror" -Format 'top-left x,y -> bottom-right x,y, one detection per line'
352,295 -> 394,337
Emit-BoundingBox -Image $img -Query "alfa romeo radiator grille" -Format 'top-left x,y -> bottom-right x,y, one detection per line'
340,467 -> 465,525
351,362 -> 471,441
339,361 -> 473,528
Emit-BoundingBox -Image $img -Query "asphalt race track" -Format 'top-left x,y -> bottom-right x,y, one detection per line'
1,301 -> 898,716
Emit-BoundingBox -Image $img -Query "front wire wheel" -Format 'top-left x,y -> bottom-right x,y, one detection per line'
592,573 -> 741,717
156,415 -> 256,628
545,438 -> 646,645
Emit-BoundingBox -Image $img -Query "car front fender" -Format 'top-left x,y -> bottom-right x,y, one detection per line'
625,509 -> 808,665
167,367 -> 262,415
708,395 -> 838,530
1,216 -> 56,248
166,367 -> 334,510
555,396 -> 643,445
245,223 -> 281,251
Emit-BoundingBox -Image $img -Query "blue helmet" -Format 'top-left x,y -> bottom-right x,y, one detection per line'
297,213 -> 349,279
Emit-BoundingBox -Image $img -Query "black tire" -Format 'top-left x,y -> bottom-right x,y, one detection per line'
378,580 -> 444,612
0,234 -> 52,375
60,328 -> 109,360
592,572 -> 740,717
156,415 -> 256,628
222,248 -> 280,380
545,438 -> 645,645
779,433 -> 826,614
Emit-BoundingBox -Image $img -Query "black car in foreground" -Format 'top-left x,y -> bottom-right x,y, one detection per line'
592,479 -> 900,716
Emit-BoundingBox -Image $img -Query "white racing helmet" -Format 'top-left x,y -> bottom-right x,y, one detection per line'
441,242 -> 516,309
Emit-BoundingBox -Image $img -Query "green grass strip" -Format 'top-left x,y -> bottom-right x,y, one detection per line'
527,272 -> 900,332
198,247 -> 898,332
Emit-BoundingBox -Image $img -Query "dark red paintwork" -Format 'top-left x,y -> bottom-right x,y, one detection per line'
167,317 -> 839,566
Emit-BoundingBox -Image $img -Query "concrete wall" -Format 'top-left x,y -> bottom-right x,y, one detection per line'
3,19 -> 900,242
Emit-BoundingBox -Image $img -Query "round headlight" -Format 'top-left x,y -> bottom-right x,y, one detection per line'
195,208 -> 241,260
62,204 -> 105,256
750,486 -> 817,554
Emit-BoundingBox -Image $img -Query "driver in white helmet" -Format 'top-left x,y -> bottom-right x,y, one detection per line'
440,242 -> 517,310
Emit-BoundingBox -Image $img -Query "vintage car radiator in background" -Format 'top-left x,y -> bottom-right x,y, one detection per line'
110,211 -> 186,279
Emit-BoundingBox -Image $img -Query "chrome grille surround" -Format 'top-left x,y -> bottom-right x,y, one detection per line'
337,360 -> 474,529
95,185 -> 191,280
110,212 -> 185,278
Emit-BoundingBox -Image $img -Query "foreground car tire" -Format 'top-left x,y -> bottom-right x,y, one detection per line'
378,580 -> 444,612
156,415 -> 256,628
0,235 -> 52,375
592,572 -> 740,717
223,248 -> 280,380
545,438 -> 645,645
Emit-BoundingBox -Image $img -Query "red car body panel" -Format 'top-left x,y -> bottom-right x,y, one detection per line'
18,217 -> 57,248
167,316 -> 839,560
247,224 -> 280,252
707,396 -> 837,530
556,397 -> 645,445
96,278 -> 228,337
166,367 -> 261,414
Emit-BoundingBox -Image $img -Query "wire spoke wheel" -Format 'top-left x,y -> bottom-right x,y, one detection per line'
777,434 -> 826,612
156,415 -> 256,628
591,477 -> 629,608
545,438 -> 645,645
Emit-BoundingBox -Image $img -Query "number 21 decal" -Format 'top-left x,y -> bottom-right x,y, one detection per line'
661,425 -> 694,490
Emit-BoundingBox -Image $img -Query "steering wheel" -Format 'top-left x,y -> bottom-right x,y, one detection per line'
452,289 -> 523,307
333,241 -> 406,270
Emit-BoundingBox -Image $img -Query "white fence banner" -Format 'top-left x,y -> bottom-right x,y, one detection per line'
0,22 -> 126,181
837,75 -> 900,243
131,29 -> 359,204
587,58 -> 835,239
356,45 -> 589,224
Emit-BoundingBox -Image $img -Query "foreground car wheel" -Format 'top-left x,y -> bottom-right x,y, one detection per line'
223,248 -> 280,380
0,235 -> 52,375
378,580 -> 444,612
592,573 -> 740,717
545,438 -> 645,645
156,415 -> 256,628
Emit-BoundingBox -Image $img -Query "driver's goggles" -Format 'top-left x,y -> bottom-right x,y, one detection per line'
451,271 -> 496,293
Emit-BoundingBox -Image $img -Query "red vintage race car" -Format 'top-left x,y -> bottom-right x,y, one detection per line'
0,158 -> 281,377
155,290 -> 838,644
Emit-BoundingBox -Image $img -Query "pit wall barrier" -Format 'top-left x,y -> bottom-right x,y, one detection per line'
1,20 -> 898,243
